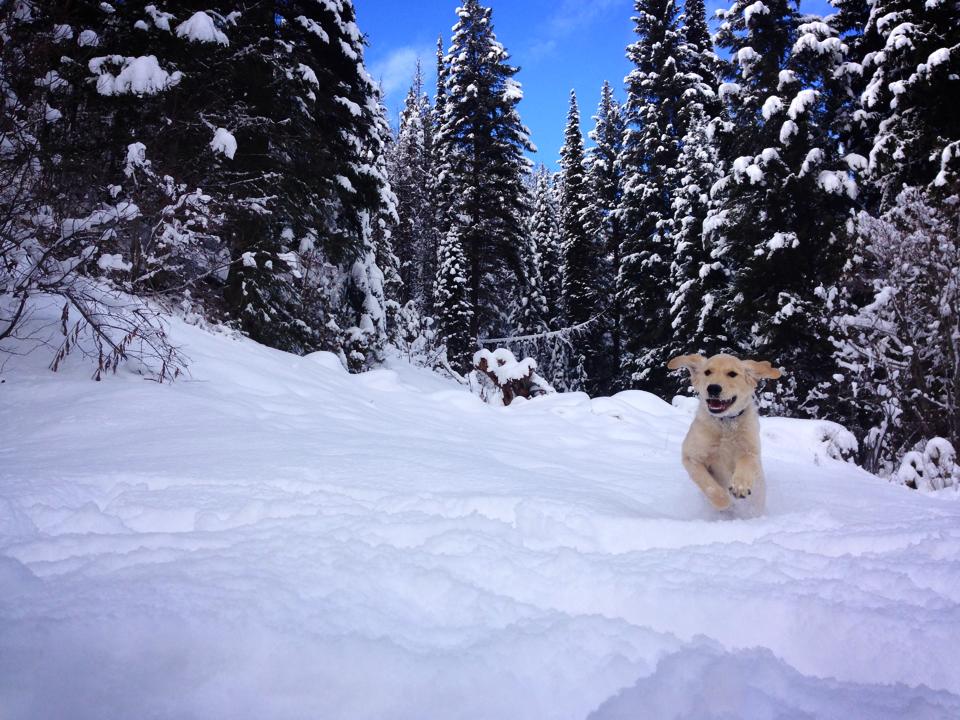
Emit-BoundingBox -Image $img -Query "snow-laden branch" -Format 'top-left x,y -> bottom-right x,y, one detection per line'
477,310 -> 607,345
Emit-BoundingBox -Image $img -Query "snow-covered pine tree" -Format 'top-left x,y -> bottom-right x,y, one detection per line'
661,0 -> 723,392
434,0 -> 534,364
679,0 -> 722,116
515,170 -> 551,337
528,166 -> 565,330
617,0 -> 691,394
389,62 -> 436,309
558,90 -> 599,391
828,0 -> 874,189
433,225 -> 474,372
21,1 -> 398,370
666,109 -> 727,363
861,0 -> 960,205
707,1 -> 857,415
584,81 -> 626,390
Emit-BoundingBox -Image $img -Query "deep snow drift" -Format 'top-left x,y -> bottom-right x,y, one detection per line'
2,310 -> 959,720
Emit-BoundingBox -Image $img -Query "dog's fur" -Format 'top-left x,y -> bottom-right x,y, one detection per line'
667,353 -> 782,512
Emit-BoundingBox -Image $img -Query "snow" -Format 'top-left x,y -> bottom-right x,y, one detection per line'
61,201 -> 140,239
96,252 -> 132,272
335,95 -> 363,117
209,127 -> 237,160
502,77 -> 523,102
90,55 -> 182,96
77,29 -> 99,47
296,14 -> 330,42
779,119 -> 798,144
145,4 -> 174,31
787,88 -> 817,119
175,11 -> 229,46
743,1 -> 770,23
761,95 -> 783,120
124,141 -> 148,176
473,347 -> 537,384
2,307 -> 960,718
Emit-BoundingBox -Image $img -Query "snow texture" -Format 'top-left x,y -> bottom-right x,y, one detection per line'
1,305 -> 959,719
175,12 -> 229,46
90,55 -> 182,96
209,127 -> 237,159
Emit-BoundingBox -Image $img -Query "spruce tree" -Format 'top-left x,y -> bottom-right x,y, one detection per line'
528,166 -> 565,329
663,0 -> 724,376
389,62 -> 436,309
26,0 -> 397,368
434,0 -> 534,363
433,226 -> 474,372
560,91 -> 596,328
585,81 -> 626,388
861,0 -> 960,204
558,90 -> 603,392
617,0 -> 690,393
707,1 -> 856,414
666,109 -> 726,361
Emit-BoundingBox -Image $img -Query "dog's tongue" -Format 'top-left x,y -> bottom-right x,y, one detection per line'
708,399 -> 728,411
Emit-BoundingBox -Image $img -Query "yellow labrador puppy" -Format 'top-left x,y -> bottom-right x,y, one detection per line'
667,353 -> 782,512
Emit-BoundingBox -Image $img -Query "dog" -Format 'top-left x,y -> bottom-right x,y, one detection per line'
667,353 -> 782,512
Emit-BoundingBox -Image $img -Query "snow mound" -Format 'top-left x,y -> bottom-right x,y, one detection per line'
1,305 -> 959,718
589,645 -> 960,720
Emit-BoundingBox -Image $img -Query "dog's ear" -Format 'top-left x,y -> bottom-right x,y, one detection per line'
667,354 -> 706,373
743,359 -> 782,380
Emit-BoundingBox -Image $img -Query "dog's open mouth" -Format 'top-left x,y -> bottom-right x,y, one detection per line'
707,396 -> 736,414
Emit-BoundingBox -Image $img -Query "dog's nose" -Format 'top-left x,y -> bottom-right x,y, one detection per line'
707,384 -> 722,397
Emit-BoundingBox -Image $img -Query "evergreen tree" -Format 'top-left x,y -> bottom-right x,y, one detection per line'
662,0 -> 724,378
389,62 -> 436,308
434,0 -> 534,363
433,225 -> 474,372
617,0 -> 690,393
558,90 -> 601,391
666,109 -> 727,362
24,0 -> 397,369
528,166 -> 565,330
584,81 -> 626,388
560,92 -> 596,327
861,0 -> 960,205
707,1 -> 856,414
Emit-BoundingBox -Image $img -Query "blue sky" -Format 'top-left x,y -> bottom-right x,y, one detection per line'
357,0 -> 833,168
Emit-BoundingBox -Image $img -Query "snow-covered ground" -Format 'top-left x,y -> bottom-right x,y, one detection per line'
2,312 -> 960,719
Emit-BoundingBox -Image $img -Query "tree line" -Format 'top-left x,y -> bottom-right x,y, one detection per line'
1,0 -> 957,479
389,0 -> 959,478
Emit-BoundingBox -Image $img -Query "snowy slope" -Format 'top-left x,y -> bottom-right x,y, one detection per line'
2,313 -> 960,720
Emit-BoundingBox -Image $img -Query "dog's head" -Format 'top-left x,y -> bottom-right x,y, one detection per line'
667,353 -> 782,418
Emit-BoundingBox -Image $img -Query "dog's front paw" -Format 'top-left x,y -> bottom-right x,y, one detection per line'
728,476 -> 754,499
706,485 -> 732,510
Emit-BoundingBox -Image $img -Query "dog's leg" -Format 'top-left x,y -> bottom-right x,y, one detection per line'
683,456 -> 731,510
729,454 -> 762,499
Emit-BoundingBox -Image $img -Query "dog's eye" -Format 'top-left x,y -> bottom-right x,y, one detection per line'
727,371 -> 738,378
704,370 -> 712,376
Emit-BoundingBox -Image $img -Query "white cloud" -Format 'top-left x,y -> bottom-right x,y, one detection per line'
369,45 -> 436,100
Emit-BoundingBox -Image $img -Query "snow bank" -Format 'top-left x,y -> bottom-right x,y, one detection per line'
590,644 -> 960,720
1,302 -> 959,718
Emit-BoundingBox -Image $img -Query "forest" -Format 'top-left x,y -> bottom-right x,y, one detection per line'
1,0 -> 958,481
